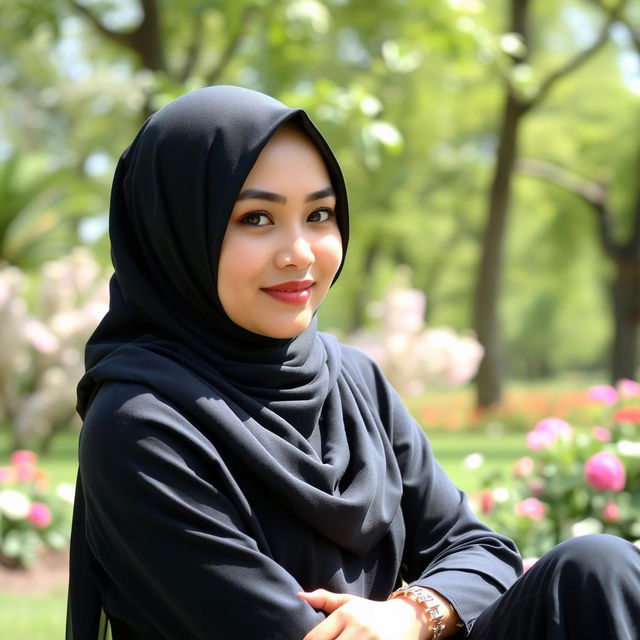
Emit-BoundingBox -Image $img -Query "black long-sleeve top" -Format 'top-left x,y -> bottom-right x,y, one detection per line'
72,344 -> 521,639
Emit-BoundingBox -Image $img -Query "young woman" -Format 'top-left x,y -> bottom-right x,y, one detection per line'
67,85 -> 640,640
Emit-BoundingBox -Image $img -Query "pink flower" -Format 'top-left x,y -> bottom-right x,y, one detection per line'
0,467 -> 13,484
587,385 -> 618,406
617,379 -> 640,399
515,497 -> 547,521
513,456 -> 535,478
27,502 -> 52,528
10,450 -> 38,466
584,452 -> 626,492
601,502 -> 621,523
526,429 -> 555,450
592,426 -> 612,443
23,320 -> 59,354
526,418 -> 572,450
15,464 -> 36,483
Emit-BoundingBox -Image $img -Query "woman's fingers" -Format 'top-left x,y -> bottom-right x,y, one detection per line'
299,593 -> 430,640
298,589 -> 360,614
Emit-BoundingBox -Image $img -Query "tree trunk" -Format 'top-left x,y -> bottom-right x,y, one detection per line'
611,256 -> 640,382
473,94 -> 527,407
472,0 -> 529,409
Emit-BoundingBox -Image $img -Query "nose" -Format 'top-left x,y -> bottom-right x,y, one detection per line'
275,231 -> 315,270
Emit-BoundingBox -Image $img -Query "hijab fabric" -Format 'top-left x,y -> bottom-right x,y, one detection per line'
69,86 -> 402,636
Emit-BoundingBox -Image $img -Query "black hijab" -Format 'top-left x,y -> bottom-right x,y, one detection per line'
69,85 -> 402,636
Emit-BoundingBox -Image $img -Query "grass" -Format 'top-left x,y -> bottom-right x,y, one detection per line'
0,589 -> 68,639
429,428 -> 526,492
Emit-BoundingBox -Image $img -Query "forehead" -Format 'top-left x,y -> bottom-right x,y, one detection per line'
241,126 -> 331,188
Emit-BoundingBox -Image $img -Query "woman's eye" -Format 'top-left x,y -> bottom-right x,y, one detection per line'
307,208 -> 333,223
241,212 -> 271,226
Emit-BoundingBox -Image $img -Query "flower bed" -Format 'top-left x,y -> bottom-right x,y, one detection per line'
0,450 -> 73,568
472,380 -> 640,562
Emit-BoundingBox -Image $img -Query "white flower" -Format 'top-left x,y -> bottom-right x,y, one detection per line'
571,518 -> 603,538
56,482 -> 76,504
0,489 -> 31,520
617,440 -> 640,457
492,487 -> 510,503
23,319 -> 59,354
384,288 -> 425,335
462,453 -> 485,471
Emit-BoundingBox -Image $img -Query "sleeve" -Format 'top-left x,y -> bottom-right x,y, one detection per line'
79,382 -> 325,640
390,388 -> 522,635
343,348 -> 522,635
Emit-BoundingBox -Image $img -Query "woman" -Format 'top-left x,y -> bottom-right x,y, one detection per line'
67,86 -> 640,640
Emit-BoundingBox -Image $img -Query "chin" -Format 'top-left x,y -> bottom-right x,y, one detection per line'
255,315 -> 313,340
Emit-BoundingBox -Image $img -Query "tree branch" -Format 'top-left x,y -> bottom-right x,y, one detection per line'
177,12 -> 205,83
516,157 -> 619,257
68,0 -> 137,50
527,0 -> 628,108
69,0 -> 167,72
204,4 -> 260,85
621,18 -> 640,55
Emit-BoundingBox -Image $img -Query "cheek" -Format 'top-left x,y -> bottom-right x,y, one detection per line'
219,236 -> 260,283
317,233 -> 343,276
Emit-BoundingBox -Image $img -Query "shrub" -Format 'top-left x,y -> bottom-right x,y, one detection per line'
0,450 -> 74,567
473,381 -> 640,560
347,271 -> 483,396
0,248 -> 109,450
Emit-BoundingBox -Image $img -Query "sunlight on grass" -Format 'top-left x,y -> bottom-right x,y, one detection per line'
0,588 -> 67,638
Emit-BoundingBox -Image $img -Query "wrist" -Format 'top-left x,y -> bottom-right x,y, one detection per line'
387,586 -> 453,640
384,595 -> 432,640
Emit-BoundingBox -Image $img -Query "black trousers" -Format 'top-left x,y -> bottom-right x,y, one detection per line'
468,534 -> 640,639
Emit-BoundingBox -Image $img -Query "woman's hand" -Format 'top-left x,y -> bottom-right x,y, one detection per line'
298,589 -> 430,640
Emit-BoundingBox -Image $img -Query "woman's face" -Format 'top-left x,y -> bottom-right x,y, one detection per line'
218,125 -> 343,339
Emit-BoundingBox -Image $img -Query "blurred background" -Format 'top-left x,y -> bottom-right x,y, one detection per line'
1,0 -> 639,635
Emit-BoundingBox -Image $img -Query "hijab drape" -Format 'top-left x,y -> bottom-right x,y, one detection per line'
69,85 -> 402,637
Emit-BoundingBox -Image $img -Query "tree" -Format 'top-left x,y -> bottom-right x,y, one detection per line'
472,0 -> 628,408
517,149 -> 640,383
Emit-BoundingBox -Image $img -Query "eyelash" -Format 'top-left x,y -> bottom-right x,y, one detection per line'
239,208 -> 335,227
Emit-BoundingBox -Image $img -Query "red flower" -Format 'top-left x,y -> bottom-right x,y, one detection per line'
601,502 -> 621,523
478,489 -> 495,515
613,406 -> 640,423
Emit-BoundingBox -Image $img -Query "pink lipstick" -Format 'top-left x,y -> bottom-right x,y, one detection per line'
261,280 -> 314,304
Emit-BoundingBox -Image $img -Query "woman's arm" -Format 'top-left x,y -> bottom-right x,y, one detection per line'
338,347 -> 522,635
77,382 -> 324,639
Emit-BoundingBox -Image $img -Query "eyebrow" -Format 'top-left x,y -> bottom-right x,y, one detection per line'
235,186 -> 335,204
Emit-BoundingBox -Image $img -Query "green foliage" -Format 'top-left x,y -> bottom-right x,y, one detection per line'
1,0 -> 639,380
0,153 -> 87,268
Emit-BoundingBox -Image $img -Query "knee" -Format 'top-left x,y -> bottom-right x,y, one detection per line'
539,534 -> 638,582
553,533 -> 634,563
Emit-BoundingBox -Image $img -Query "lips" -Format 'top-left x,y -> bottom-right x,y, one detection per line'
261,280 -> 314,304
